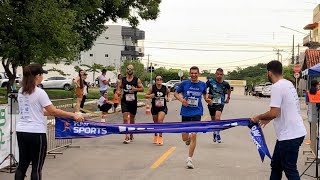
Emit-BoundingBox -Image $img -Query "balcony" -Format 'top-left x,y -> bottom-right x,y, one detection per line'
121,45 -> 142,57
303,35 -> 320,48
121,27 -> 145,40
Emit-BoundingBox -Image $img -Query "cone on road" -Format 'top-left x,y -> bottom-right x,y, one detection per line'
146,104 -> 151,115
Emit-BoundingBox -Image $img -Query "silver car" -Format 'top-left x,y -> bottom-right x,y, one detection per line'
39,76 -> 73,90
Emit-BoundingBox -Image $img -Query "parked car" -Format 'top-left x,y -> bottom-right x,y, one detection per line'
253,82 -> 271,97
262,85 -> 271,97
0,72 -> 21,88
39,76 -> 73,90
162,80 -> 180,89
170,82 -> 181,92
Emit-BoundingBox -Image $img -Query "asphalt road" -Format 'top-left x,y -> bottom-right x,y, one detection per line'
0,95 -> 317,180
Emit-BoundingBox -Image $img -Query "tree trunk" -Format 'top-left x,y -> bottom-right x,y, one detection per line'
93,71 -> 95,84
1,59 -> 17,95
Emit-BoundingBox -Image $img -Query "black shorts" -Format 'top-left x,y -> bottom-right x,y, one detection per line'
182,115 -> 201,122
151,106 -> 168,115
121,101 -> 137,115
208,104 -> 224,116
100,104 -> 112,112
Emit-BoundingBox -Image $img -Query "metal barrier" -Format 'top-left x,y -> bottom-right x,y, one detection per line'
46,99 -> 78,157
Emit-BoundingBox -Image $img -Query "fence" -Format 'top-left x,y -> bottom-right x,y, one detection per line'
46,98 -> 77,156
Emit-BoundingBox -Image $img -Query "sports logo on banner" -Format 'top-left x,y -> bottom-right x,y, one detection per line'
55,118 -> 271,161
0,106 -> 19,170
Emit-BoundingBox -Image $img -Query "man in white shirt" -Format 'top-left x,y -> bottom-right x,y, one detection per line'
98,69 -> 110,95
252,60 -> 306,180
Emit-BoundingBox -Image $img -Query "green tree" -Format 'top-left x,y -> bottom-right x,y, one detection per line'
283,64 -> 294,83
75,63 -> 105,82
0,0 -> 161,93
225,63 -> 268,86
120,60 -> 145,79
47,68 -> 71,77
0,0 -> 80,92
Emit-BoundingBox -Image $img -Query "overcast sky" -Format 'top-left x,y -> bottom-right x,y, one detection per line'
111,0 -> 318,72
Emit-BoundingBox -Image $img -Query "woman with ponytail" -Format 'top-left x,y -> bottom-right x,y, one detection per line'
305,79 -> 320,145
74,69 -> 85,112
15,64 -> 84,180
306,79 -> 320,103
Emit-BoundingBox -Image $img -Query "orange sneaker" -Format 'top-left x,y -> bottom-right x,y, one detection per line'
153,135 -> 158,144
158,136 -> 163,145
304,139 -> 311,145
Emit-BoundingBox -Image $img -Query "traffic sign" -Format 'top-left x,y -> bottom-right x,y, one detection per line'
294,72 -> 300,79
178,70 -> 183,77
293,64 -> 301,73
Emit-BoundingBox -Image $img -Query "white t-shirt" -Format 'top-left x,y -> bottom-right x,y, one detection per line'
83,85 -> 88,96
270,79 -> 306,141
98,74 -> 108,91
98,96 -> 107,106
16,87 -> 52,133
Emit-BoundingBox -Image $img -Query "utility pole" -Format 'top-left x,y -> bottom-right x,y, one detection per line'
273,49 -> 283,63
150,62 -> 153,86
146,54 -> 151,71
296,44 -> 300,64
291,34 -> 295,64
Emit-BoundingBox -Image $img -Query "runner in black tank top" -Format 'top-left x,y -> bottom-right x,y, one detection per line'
117,64 -> 144,144
145,75 -> 170,145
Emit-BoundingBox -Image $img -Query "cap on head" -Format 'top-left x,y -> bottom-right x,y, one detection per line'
27,64 -> 48,76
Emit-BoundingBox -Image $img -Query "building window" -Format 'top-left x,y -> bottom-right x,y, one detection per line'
105,54 -> 108,57
90,54 -> 93,57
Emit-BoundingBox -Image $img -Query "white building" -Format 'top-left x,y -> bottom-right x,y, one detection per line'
80,25 -> 145,70
225,80 -> 247,95
0,25 -> 145,84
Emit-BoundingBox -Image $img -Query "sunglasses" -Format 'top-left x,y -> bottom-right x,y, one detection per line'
127,68 -> 134,71
156,78 -> 162,81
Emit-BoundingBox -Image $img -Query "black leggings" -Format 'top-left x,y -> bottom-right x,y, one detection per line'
15,132 -> 47,180
80,95 -> 87,112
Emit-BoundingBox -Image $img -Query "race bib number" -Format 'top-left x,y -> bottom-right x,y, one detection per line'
187,97 -> 198,107
125,94 -> 135,101
212,97 -> 222,104
155,98 -> 165,107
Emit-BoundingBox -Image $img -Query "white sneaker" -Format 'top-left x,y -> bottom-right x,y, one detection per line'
123,139 -> 130,144
186,159 -> 194,169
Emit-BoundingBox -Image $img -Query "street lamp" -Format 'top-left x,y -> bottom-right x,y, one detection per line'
280,26 -> 310,64
280,26 -> 309,36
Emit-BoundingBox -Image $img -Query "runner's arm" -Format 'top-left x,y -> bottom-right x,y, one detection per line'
116,80 -> 122,94
203,93 -> 212,104
226,89 -> 231,100
144,87 -> 154,99
226,83 -> 231,100
166,87 -> 170,101
136,79 -> 144,92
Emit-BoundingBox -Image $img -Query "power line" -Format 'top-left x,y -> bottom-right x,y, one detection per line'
141,53 -> 275,66
95,42 -> 281,52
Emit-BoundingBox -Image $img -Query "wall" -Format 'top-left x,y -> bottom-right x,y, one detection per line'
81,25 -> 123,70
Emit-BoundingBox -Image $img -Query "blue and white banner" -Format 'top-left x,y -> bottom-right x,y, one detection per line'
55,117 -> 271,161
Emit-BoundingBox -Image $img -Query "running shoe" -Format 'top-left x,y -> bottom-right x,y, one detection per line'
186,159 -> 194,169
158,136 -> 163,145
216,134 -> 221,143
153,135 -> 158,144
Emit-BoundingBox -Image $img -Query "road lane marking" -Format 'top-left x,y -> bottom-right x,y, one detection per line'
150,147 -> 176,169
201,114 -> 209,121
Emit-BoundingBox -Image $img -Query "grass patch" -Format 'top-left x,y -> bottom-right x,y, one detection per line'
0,87 -> 147,104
